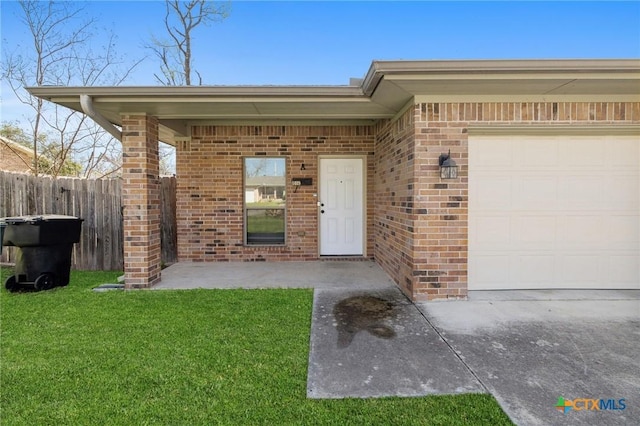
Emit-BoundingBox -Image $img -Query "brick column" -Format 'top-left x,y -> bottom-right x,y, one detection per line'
121,114 -> 161,288
412,117 -> 469,301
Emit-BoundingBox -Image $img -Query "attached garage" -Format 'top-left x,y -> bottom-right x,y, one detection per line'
469,132 -> 640,290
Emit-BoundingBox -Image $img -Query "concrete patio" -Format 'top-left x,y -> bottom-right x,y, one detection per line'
153,260 -> 396,291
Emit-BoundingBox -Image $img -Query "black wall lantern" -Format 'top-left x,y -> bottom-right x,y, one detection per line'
438,150 -> 458,179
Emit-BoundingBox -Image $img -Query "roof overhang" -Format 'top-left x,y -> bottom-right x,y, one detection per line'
364,59 -> 640,103
27,59 -> 640,145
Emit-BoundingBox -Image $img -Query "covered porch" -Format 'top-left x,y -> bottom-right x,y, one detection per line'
153,260 -> 396,291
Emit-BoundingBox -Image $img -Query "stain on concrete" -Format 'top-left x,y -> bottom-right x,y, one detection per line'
333,295 -> 396,348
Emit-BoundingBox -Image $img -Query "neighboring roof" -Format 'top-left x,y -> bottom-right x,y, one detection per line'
27,59 -> 640,145
245,176 -> 286,187
0,136 -> 34,173
0,136 -> 34,158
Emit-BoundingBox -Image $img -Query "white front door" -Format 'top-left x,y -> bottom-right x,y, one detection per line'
320,158 -> 364,255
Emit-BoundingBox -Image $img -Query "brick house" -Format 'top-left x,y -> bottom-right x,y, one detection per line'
28,60 -> 640,300
0,136 -> 34,173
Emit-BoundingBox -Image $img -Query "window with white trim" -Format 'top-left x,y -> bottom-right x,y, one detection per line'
244,157 -> 286,245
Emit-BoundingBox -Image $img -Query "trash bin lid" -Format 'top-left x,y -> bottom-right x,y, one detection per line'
1,215 -> 83,224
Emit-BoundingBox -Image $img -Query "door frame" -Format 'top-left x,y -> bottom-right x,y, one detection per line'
318,155 -> 367,257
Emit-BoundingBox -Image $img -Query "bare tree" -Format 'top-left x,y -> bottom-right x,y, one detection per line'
1,0 -> 143,177
159,142 -> 176,176
1,122 -> 82,175
246,158 -> 270,177
149,0 -> 229,86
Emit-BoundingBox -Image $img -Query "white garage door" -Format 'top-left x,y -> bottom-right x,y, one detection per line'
469,134 -> 640,290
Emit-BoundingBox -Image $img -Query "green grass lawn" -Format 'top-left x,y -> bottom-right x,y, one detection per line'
0,268 -> 512,425
246,202 -> 285,209
247,216 -> 285,233
247,207 -> 285,234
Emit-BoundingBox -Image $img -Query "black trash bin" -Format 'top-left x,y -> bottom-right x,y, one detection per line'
0,221 -> 5,251
2,215 -> 83,291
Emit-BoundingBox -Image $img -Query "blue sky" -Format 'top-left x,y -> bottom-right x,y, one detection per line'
1,1 -> 640,122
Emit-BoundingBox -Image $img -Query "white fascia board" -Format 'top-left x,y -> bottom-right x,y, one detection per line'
27,85 -> 365,99
361,59 -> 640,96
385,72 -> 640,82
367,59 -> 640,74
413,94 -> 640,103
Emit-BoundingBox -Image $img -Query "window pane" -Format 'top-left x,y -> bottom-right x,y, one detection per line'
244,158 -> 285,245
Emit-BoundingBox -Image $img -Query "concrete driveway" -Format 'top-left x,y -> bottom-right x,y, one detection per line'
417,291 -> 640,426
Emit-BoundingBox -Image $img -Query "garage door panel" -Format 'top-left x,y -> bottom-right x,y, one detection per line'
473,177 -> 512,210
473,139 -> 513,167
604,175 -> 639,208
561,255 -> 601,285
559,177 -> 603,210
469,134 -> 640,290
608,255 -> 640,284
515,177 -> 558,210
472,215 -> 511,246
516,255 -> 555,285
558,215 -> 602,246
469,254 -> 510,288
605,216 -> 639,246
604,137 -> 639,167
520,139 -> 559,168
559,138 -> 606,167
518,216 -> 557,244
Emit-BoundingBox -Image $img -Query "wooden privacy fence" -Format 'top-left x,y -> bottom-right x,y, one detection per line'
0,171 -> 177,271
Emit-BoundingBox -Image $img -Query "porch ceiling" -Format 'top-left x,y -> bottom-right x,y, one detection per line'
27,59 -> 640,145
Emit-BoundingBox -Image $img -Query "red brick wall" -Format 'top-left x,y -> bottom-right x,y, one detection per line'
121,114 -> 161,288
373,107 -> 417,299
176,125 -> 375,261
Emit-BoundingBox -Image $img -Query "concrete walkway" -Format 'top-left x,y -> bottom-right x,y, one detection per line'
307,286 -> 484,398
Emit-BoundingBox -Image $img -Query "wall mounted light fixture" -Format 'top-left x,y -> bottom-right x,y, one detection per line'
300,163 -> 306,171
438,150 -> 458,179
